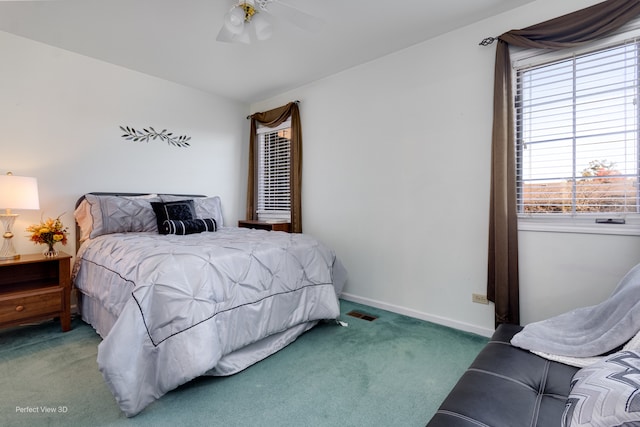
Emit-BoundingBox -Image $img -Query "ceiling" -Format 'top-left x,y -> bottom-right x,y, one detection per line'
0,0 -> 532,104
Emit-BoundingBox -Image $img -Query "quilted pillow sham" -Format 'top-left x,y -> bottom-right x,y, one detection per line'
161,218 -> 217,235
74,199 -> 93,242
160,195 -> 224,227
84,194 -> 160,239
151,200 -> 196,234
562,350 -> 640,427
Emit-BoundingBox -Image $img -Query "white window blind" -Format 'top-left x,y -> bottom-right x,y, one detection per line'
515,41 -> 640,217
256,120 -> 291,221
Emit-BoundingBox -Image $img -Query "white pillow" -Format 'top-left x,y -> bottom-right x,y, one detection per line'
84,194 -> 160,239
122,194 -> 158,200
75,194 -> 159,242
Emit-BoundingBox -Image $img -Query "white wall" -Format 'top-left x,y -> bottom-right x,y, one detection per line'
4,0 -> 639,337
252,0 -> 640,336
0,30 -> 249,257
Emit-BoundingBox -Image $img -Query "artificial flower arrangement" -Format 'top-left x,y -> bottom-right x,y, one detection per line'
26,215 -> 69,256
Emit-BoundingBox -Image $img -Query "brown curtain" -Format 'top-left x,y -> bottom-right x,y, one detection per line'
488,0 -> 640,326
247,101 -> 303,233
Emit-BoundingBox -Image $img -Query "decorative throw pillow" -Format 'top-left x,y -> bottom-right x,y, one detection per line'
161,218 -> 217,235
160,195 -> 224,227
562,350 -> 640,427
151,200 -> 196,234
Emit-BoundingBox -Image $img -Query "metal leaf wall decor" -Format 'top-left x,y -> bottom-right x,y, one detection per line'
119,126 -> 191,148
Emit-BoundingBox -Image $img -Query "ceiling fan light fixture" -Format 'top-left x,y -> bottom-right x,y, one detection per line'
218,0 -> 320,44
252,13 -> 272,41
235,29 -> 252,44
241,2 -> 257,22
224,6 -> 246,34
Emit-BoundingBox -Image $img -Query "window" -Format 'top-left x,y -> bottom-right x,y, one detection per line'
515,41 -> 640,228
256,120 -> 291,221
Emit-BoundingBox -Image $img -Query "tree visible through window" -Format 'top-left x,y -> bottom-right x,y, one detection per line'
516,42 -> 640,216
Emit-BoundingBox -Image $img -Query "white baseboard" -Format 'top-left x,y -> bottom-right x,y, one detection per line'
340,292 -> 495,338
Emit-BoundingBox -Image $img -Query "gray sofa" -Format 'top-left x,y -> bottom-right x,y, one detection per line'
427,323 -> 579,427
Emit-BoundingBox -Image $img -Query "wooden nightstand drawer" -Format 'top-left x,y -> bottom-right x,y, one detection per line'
0,287 -> 63,324
0,252 -> 71,331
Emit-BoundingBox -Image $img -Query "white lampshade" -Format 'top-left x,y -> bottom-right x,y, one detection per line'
0,174 -> 40,211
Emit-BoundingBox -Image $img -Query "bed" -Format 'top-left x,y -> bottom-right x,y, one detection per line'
72,192 -> 347,417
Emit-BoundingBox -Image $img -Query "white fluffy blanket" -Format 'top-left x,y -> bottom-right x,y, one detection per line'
511,262 -> 640,365
530,329 -> 640,368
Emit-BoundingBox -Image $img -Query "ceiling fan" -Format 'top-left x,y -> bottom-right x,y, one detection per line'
216,0 -> 323,44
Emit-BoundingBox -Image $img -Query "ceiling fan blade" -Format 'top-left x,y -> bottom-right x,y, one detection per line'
267,1 -> 324,33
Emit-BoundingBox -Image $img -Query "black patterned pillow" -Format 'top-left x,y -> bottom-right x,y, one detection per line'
160,195 -> 224,227
151,200 -> 196,234
162,218 -> 217,235
562,350 -> 640,427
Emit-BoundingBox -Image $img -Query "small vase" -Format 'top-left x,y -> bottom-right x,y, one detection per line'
43,243 -> 58,258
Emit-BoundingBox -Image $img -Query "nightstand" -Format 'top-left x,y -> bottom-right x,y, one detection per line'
238,220 -> 291,232
0,252 -> 72,332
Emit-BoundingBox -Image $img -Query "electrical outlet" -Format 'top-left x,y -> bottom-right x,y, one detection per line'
472,293 -> 489,305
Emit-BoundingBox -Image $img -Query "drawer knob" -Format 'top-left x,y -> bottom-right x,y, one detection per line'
15,305 -> 24,312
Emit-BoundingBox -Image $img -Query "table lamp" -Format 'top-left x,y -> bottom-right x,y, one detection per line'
0,172 -> 40,260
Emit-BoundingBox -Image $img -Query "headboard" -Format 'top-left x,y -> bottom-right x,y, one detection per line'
74,192 -> 206,252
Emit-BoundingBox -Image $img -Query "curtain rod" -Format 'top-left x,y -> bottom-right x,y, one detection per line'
479,37 -> 498,46
246,100 -> 300,120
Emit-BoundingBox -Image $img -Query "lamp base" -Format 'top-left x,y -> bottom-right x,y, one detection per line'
0,213 -> 19,260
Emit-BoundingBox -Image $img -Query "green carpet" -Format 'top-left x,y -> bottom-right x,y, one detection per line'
0,300 -> 487,426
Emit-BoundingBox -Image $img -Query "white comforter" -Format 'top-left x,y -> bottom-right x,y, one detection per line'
74,227 -> 345,416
